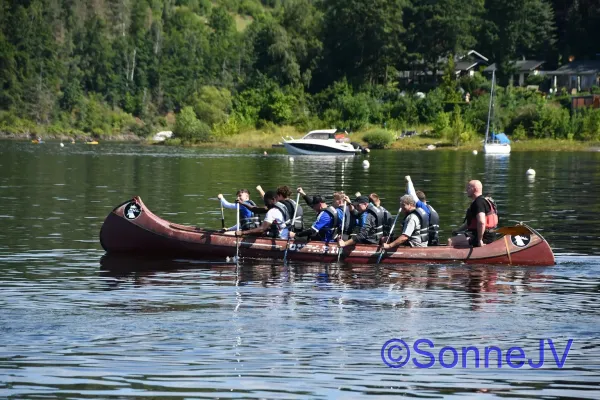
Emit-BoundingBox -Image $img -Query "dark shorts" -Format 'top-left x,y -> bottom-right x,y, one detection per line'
466,230 -> 497,247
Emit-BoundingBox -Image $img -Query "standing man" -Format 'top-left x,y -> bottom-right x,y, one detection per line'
449,180 -> 498,247
383,195 -> 429,249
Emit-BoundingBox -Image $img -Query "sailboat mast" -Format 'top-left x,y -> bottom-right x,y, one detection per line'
485,70 -> 496,144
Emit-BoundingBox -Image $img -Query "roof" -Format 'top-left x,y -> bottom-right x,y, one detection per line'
547,60 -> 600,75
307,129 -> 337,134
484,60 -> 545,73
455,61 -> 482,71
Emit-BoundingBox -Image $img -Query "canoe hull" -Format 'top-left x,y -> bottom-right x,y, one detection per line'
100,197 -> 555,266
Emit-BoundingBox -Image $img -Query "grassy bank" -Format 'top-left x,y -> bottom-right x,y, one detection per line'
4,125 -> 599,152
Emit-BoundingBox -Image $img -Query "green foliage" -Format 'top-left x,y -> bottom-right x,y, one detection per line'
192,86 -> 233,127
532,104 -> 572,139
174,106 -> 212,142
448,105 -> 473,145
512,123 -> 527,140
432,112 -> 451,138
0,0 -> 596,146
363,129 -> 396,149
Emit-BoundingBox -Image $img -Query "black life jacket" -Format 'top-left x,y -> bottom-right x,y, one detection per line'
406,207 -> 430,246
240,200 -> 260,230
316,206 -> 339,241
426,204 -> 440,246
379,206 -> 393,236
267,203 -> 288,238
280,199 -> 304,232
365,204 -> 385,243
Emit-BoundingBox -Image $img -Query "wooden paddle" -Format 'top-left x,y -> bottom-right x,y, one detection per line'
337,201 -> 347,263
220,202 -> 225,229
283,192 -> 301,264
376,207 -> 402,264
495,225 -> 532,236
235,202 -> 240,261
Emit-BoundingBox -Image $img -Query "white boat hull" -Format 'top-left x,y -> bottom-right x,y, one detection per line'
484,143 -> 511,154
283,141 -> 360,155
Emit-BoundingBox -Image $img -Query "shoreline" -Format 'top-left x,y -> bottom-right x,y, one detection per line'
3,131 -> 599,152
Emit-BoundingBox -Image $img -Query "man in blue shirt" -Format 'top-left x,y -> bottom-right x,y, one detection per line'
289,195 -> 339,242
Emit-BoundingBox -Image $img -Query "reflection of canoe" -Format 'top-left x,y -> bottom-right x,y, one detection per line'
86,141 -> 99,145
100,197 -> 556,266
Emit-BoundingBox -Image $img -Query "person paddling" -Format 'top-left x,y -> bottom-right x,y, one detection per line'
405,176 -> 440,245
338,195 -> 385,248
382,195 -> 429,250
368,193 -> 393,237
231,191 -> 289,239
217,189 -> 260,232
289,192 -> 343,242
449,180 -> 498,247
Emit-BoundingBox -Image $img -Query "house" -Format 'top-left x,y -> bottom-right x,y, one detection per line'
451,50 -> 489,77
546,60 -> 600,92
484,60 -> 545,86
399,50 -> 489,85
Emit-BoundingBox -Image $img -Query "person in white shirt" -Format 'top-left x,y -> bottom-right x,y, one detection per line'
233,191 -> 289,240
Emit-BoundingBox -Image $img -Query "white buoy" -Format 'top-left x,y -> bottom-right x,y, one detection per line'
60,142 -> 64,147
263,151 -> 268,156
355,192 -> 362,197
526,168 -> 536,176
426,144 -> 436,150
289,156 -> 294,162
362,160 -> 370,168
472,150 -> 478,155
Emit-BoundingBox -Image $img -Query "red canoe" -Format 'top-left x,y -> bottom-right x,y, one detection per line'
100,197 -> 555,266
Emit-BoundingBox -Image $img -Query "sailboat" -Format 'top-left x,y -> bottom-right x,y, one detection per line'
483,70 -> 511,154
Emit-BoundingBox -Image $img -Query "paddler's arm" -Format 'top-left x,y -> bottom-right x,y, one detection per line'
475,212 -> 486,247
238,202 -> 268,214
405,176 -> 419,203
236,220 -> 271,237
289,228 -> 318,239
297,187 -> 313,206
218,194 -> 237,210
384,234 -> 409,250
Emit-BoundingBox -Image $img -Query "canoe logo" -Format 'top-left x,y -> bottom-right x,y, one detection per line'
511,234 -> 531,247
124,202 -> 142,220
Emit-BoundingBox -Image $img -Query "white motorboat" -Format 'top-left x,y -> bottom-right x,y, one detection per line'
483,70 -> 511,155
282,129 -> 365,155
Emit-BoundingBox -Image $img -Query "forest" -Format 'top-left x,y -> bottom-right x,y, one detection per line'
0,0 -> 599,145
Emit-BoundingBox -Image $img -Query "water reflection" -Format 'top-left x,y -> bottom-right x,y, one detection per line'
99,255 -> 554,311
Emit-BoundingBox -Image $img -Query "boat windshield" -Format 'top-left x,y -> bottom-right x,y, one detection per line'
303,131 -> 334,140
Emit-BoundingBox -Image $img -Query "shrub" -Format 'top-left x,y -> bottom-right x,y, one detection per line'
526,74 -> 547,86
192,86 -> 232,127
432,112 -> 450,138
363,129 -> 396,149
512,123 -> 527,140
164,138 -> 182,146
417,88 -> 445,124
174,106 -> 212,142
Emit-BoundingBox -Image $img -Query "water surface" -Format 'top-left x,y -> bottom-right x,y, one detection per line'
0,141 -> 598,398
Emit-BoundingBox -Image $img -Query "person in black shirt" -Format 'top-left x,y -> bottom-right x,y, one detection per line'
449,180 -> 498,247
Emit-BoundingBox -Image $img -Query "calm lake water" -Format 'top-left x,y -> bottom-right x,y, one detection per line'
0,141 -> 599,399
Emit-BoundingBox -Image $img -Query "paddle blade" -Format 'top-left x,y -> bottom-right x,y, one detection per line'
496,225 -> 532,236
